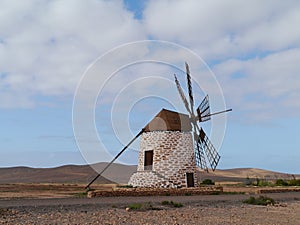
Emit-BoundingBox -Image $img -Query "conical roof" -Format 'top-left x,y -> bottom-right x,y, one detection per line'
144,108 -> 192,132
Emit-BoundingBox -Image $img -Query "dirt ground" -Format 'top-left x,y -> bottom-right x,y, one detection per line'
1,201 -> 299,225
0,183 -> 117,199
0,191 -> 299,224
0,184 -> 299,224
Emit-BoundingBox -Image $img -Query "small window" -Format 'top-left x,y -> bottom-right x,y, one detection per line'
144,150 -> 153,170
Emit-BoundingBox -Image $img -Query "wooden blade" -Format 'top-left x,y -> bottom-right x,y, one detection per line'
196,95 -> 210,122
185,62 -> 194,113
174,74 -> 192,115
198,128 -> 220,171
194,132 -> 208,171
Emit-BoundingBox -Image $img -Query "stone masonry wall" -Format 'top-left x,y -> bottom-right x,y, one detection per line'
128,171 -> 175,188
129,131 -> 198,188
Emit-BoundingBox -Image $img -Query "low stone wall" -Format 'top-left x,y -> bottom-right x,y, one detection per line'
257,187 -> 300,194
87,186 -> 223,198
223,186 -> 300,194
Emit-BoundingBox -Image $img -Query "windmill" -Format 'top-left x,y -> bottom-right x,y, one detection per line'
173,62 -> 232,172
85,62 -> 231,189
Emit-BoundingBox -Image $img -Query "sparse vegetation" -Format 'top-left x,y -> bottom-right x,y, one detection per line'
257,179 -> 272,187
273,178 -> 300,186
127,203 -> 143,210
161,200 -> 183,208
288,179 -> 300,186
172,202 -> 183,208
245,178 -> 266,186
247,178 -> 273,187
126,202 -> 161,211
275,179 -> 288,186
73,192 -> 88,197
244,177 -> 300,187
161,200 -> 170,205
200,179 -> 215,185
243,196 -> 276,206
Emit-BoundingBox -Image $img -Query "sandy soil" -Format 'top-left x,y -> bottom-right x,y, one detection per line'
1,192 -> 299,224
0,183 -> 115,199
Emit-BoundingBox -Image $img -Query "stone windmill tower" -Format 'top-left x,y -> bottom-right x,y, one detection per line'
128,63 -> 231,188
85,63 -> 231,190
128,108 -> 197,188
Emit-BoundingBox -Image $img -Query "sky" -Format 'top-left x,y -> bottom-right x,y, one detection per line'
0,0 -> 300,174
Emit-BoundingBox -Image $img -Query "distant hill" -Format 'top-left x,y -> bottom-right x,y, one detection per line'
0,163 -> 298,184
198,168 -> 299,182
0,163 -> 136,184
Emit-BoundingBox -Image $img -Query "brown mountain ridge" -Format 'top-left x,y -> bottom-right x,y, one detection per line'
0,163 -> 298,184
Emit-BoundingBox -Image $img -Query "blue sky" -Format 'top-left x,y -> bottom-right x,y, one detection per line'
0,0 -> 300,174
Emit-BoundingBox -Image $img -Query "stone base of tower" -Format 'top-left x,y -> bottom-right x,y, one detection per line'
128,171 -> 175,188
129,170 -> 199,188
129,171 -> 178,188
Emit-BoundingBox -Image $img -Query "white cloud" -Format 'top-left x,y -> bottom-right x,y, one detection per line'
214,48 -> 300,123
236,6 -> 300,52
143,0 -> 300,123
1,0 -> 300,125
144,0 -> 300,59
0,0 -> 145,108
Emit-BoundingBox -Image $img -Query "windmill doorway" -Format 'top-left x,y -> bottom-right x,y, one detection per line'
144,150 -> 153,170
186,173 -> 194,187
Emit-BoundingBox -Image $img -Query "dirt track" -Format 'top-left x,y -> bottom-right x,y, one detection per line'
1,192 -> 300,224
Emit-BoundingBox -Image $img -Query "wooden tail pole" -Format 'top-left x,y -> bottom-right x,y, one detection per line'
85,129 -> 144,190
203,109 -> 232,118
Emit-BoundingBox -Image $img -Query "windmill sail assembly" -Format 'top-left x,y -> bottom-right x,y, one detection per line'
86,62 -> 231,189
174,62 -> 232,172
